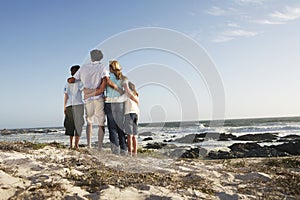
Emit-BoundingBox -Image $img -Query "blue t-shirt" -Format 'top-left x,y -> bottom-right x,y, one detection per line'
106,72 -> 123,98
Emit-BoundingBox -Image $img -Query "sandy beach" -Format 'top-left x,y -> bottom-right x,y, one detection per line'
0,141 -> 299,200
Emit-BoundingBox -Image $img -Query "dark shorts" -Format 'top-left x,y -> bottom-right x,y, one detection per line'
124,113 -> 138,135
64,104 -> 84,136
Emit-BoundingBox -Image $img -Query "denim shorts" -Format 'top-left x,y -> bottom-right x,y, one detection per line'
124,113 -> 138,135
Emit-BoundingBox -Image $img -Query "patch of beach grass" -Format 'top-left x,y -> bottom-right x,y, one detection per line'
0,141 -> 66,152
265,157 -> 300,169
137,147 -> 168,159
235,157 -> 300,199
65,154 -> 215,195
9,180 -> 66,200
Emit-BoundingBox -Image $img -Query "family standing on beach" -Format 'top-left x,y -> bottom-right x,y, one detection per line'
63,49 -> 139,156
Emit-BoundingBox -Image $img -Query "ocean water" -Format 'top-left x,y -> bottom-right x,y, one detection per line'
1,116 -> 300,151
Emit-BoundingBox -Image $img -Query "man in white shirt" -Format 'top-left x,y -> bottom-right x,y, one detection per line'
70,49 -> 109,150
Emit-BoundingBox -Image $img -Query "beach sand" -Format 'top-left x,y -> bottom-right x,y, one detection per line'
0,141 -> 299,200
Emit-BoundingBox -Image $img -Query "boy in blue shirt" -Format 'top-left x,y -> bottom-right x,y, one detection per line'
63,65 -> 84,149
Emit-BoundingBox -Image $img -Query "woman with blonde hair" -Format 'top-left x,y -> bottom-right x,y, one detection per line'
104,60 -> 128,155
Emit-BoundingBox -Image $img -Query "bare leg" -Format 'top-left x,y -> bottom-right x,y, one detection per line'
97,126 -> 105,151
75,136 -> 80,149
86,124 -> 92,148
70,136 -> 74,149
132,135 -> 137,156
127,135 -> 132,156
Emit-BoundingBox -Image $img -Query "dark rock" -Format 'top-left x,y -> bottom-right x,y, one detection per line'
234,133 -> 277,142
216,192 -> 239,200
204,132 -> 223,140
281,135 -> 300,139
163,139 -> 173,143
272,140 -> 300,155
229,142 -> 288,157
174,132 -> 236,143
208,150 -> 232,159
0,129 -> 11,135
229,142 -> 261,152
173,133 -> 209,143
180,148 -> 200,158
0,128 -> 50,135
195,132 -> 236,141
144,142 -> 167,149
174,134 -> 197,143
139,132 -> 154,136
183,173 -> 203,182
138,185 -> 150,191
32,129 -> 47,133
180,148 -> 208,158
0,129 -> 19,135
277,135 -> 300,142
218,133 -> 237,141
208,142 -> 289,159
142,137 -> 153,141
31,129 -> 57,133
167,148 -> 188,158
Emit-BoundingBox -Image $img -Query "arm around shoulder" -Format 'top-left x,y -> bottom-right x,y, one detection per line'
83,76 -> 108,99
107,78 -> 124,94
124,82 -> 139,105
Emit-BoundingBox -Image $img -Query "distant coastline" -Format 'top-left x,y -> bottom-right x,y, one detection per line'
2,115 -> 300,130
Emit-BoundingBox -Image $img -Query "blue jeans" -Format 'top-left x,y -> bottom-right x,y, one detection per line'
105,103 -> 127,154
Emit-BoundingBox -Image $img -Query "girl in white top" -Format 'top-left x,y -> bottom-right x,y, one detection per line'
124,81 -> 139,157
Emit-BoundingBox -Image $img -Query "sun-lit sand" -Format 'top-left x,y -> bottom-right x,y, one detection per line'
0,142 -> 299,199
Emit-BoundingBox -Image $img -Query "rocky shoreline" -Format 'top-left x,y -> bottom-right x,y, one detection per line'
2,128 -> 300,159
0,141 -> 299,199
143,132 -> 300,159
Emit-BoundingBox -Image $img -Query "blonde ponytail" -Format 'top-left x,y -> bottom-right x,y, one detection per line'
109,60 -> 126,80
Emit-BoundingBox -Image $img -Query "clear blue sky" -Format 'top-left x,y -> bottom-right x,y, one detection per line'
1,0 -> 300,129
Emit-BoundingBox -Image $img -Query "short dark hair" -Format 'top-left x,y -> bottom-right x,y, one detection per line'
70,65 -> 80,76
90,49 -> 103,62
